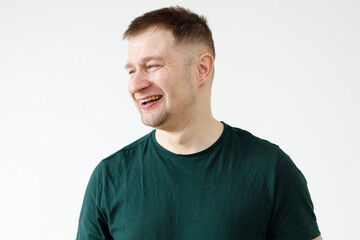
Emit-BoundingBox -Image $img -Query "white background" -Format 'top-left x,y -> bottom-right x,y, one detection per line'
1,0 -> 359,239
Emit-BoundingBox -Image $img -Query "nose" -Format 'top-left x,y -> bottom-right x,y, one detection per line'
128,70 -> 151,94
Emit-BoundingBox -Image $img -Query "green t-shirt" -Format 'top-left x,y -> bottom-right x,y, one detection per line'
77,122 -> 320,240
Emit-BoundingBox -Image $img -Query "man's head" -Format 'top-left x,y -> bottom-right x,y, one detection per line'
124,7 -> 216,131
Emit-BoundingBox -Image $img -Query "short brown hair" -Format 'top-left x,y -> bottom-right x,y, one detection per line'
123,6 -> 215,58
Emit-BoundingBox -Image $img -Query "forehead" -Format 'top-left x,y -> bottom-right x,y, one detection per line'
126,28 -> 177,65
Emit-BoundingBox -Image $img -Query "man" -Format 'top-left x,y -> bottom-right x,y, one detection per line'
77,6 -> 322,240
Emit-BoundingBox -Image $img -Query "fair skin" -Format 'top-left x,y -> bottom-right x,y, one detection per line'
126,27 -> 223,154
125,27 -> 322,240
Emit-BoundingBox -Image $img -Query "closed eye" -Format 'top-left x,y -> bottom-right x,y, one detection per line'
145,64 -> 161,72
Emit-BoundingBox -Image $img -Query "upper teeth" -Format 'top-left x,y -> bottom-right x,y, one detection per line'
140,95 -> 161,103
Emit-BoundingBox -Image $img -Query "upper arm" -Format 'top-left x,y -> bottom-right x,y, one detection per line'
267,149 -> 321,239
77,163 -> 111,239
313,236 -> 323,240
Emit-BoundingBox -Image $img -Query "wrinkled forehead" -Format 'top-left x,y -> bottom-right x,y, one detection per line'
125,28 -> 189,69
127,28 -> 176,54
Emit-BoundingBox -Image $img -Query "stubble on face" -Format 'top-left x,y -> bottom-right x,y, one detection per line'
140,103 -> 171,128
128,29 -> 198,131
140,63 -> 195,130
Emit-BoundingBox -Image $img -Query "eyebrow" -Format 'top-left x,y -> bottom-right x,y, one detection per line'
124,56 -> 164,70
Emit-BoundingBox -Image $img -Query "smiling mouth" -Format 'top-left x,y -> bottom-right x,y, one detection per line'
140,95 -> 162,105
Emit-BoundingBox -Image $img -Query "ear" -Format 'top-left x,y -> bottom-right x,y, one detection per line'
196,54 -> 214,86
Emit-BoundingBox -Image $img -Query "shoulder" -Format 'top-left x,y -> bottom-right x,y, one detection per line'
223,122 -> 281,160
93,131 -> 154,175
223,123 -> 300,180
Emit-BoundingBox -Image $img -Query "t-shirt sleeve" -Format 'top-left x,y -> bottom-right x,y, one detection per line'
267,149 -> 321,240
76,163 -> 112,240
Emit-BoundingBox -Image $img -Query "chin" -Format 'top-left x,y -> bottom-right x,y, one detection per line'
141,112 -> 170,129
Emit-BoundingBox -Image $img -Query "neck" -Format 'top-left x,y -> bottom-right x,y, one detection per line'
155,116 -> 223,154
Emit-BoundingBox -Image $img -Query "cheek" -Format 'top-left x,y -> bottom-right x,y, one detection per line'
127,81 -> 136,99
127,86 -> 136,103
